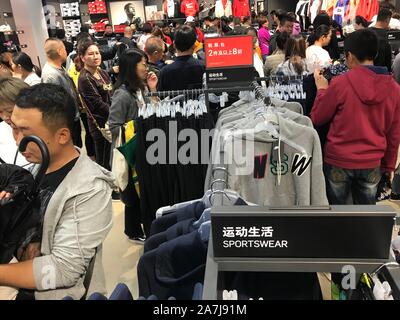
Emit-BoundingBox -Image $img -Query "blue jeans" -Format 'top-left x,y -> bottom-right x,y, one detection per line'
323,164 -> 381,205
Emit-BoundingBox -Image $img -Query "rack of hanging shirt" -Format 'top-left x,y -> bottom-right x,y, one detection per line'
204,76 -> 327,207
254,75 -> 308,115
136,89 -> 214,237
202,82 -> 398,299
137,85 -> 270,236
136,156 -> 252,300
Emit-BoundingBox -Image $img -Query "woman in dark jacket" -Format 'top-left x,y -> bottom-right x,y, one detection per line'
78,40 -> 113,170
108,48 -> 158,241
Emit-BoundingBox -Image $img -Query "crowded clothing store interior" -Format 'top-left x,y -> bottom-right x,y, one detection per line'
1,0 -> 400,301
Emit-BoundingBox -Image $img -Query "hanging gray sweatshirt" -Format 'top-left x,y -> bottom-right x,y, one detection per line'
205,110 -> 328,206
205,98 -> 312,192
223,113 -> 328,206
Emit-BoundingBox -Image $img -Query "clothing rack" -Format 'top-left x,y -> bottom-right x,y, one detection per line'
204,162 -> 400,300
146,80 -> 273,110
145,86 -> 258,97
255,75 -> 305,82
146,84 -> 269,110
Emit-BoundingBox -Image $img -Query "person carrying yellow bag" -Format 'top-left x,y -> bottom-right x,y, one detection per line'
108,48 -> 159,242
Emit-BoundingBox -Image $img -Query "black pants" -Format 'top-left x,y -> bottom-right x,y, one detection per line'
80,113 -> 95,157
93,135 -> 111,171
121,173 -> 144,238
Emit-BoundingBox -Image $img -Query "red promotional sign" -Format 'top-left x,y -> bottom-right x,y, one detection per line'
204,36 -> 254,69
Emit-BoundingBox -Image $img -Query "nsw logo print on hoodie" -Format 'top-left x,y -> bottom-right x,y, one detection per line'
253,152 -> 312,178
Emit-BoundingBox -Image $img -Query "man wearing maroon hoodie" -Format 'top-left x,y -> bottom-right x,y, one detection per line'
311,29 -> 400,205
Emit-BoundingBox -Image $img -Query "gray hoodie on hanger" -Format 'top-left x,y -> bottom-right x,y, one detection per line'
205,97 -> 312,192
32,152 -> 114,300
205,101 -> 328,206
222,114 -> 328,206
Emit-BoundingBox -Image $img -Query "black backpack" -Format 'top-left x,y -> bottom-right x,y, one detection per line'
0,136 -> 49,263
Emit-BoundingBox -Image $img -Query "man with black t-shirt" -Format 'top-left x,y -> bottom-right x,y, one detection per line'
370,8 -> 393,72
0,84 -> 114,300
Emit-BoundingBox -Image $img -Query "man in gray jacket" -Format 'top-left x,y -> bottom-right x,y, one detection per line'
0,84 -> 113,300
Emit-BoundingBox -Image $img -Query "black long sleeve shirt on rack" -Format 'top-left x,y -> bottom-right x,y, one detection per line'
157,55 -> 205,91
135,112 -> 214,236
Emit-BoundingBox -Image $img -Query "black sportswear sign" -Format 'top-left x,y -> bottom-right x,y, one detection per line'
211,206 -> 395,260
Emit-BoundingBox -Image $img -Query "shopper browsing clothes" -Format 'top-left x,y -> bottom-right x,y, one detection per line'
11,52 -> 41,86
268,13 -> 294,56
311,29 -> 400,205
78,40 -> 113,171
157,25 -> 204,91
306,25 -> 333,73
257,16 -> 271,62
108,49 -> 158,242
276,34 -> 309,81
309,13 -> 340,61
264,31 -> 289,81
0,84 -> 113,300
0,77 -> 30,167
41,38 -> 83,148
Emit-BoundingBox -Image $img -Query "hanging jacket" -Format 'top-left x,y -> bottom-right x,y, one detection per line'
221,114 -> 328,206
311,66 -> 400,172
356,0 -> 378,22
138,230 -> 208,300
333,0 -> 349,25
232,0 -> 250,17
180,0 -> 199,17
164,0 -> 181,18
215,0 -> 232,17
321,0 -> 329,11
346,0 -> 358,21
204,93 -> 327,206
310,0 -> 322,23
326,0 -> 337,16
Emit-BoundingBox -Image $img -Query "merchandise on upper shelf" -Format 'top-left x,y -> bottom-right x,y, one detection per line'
63,19 -> 82,38
88,0 -> 108,15
60,2 -> 80,18
92,18 -> 110,33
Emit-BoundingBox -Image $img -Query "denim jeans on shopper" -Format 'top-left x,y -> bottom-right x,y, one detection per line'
323,164 -> 382,205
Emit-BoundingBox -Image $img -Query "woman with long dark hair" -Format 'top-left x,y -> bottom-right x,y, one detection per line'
108,48 -> 157,241
11,52 -> 41,86
77,39 -> 112,171
276,34 -> 309,81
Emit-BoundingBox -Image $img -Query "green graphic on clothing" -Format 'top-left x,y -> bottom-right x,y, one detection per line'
270,153 -> 289,176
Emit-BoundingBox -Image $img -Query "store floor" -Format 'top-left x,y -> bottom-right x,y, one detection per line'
102,199 -> 400,300
103,201 -> 143,298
